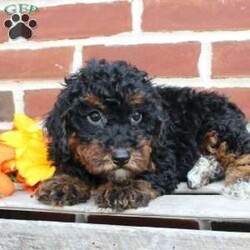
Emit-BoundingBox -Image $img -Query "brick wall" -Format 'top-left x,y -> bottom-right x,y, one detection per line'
0,0 -> 250,130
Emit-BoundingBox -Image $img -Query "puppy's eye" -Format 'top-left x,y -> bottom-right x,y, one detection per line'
130,112 -> 142,125
87,111 -> 104,126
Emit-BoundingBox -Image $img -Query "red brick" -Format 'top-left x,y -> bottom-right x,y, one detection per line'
34,3 -> 131,41
24,89 -> 60,118
210,88 -> 250,120
84,43 -> 200,77
142,0 -> 250,31
0,91 -> 14,121
0,48 -> 73,80
0,12 -> 9,43
212,42 -> 250,78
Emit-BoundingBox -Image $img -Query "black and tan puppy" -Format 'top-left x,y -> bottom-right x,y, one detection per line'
37,59 -> 250,210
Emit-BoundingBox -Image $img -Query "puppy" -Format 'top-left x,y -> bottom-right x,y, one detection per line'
36,59 -> 250,210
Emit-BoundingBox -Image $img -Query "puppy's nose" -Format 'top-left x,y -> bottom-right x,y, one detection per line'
112,148 -> 130,166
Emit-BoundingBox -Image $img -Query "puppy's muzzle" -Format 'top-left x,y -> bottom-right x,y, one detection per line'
111,148 -> 130,166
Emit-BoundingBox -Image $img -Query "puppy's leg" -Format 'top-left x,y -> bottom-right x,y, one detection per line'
187,131 -> 225,189
94,180 -> 158,211
222,154 -> 250,199
203,132 -> 250,198
36,174 -> 91,206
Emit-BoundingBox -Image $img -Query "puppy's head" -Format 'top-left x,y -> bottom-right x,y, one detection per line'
46,59 -> 163,183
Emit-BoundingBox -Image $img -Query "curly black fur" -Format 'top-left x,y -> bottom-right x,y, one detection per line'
38,59 -> 250,209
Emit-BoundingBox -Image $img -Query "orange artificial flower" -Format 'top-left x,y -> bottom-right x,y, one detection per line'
0,171 -> 15,197
0,143 -> 15,166
0,113 -> 55,187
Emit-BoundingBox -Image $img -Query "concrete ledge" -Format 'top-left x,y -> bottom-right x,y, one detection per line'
0,182 -> 249,220
0,219 -> 249,250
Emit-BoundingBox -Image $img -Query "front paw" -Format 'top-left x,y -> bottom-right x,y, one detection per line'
222,179 -> 250,199
94,180 -> 157,211
36,174 -> 91,206
222,154 -> 250,199
187,155 -> 224,189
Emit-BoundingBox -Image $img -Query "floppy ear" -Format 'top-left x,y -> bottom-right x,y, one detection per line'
45,67 -> 91,166
45,90 -> 72,166
152,104 -> 165,142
